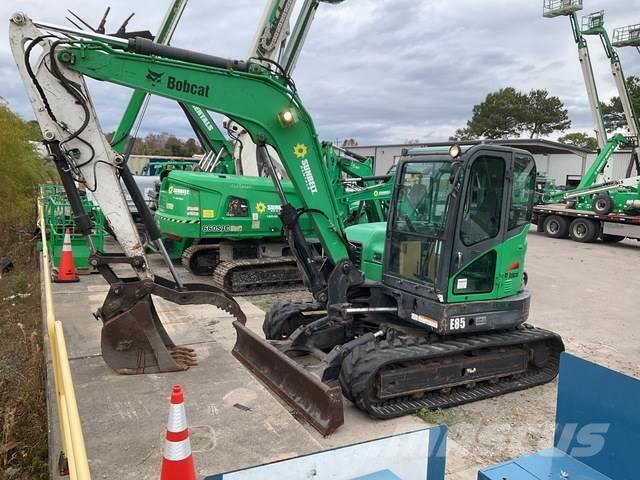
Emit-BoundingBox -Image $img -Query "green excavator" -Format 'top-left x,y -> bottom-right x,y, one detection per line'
157,144 -> 392,294
11,10 -> 563,435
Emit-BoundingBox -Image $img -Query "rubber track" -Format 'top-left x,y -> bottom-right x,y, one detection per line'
340,325 -> 563,418
181,244 -> 219,275
263,300 -> 323,339
212,257 -> 304,296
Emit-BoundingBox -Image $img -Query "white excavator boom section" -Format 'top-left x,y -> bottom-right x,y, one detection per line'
9,14 -> 149,267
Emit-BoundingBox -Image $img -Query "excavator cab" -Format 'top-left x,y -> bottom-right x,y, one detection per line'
383,145 -> 537,335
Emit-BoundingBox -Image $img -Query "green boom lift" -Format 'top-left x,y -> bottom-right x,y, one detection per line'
541,5 -> 640,218
12,12 -> 563,434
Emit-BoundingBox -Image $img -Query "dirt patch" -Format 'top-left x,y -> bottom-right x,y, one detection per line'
0,237 -> 47,480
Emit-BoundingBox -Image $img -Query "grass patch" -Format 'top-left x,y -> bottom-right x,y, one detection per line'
0,244 -> 47,480
0,101 -> 52,479
416,408 -> 451,425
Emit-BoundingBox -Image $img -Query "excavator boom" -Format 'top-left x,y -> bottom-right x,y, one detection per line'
10,13 -> 246,374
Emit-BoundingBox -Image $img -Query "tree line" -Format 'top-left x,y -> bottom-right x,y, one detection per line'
449,76 -> 640,150
104,132 -> 204,157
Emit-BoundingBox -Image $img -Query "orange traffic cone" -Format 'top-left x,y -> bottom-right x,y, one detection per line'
54,228 -> 79,283
161,385 -> 196,480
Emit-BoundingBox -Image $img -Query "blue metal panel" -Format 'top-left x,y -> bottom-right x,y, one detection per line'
426,425 -> 447,480
477,462 -> 540,480
554,353 -> 640,480
478,448 -> 613,480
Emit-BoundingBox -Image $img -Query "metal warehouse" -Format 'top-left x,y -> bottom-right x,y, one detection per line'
350,139 -> 638,188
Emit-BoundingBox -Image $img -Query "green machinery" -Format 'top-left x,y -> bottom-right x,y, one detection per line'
140,159 -> 198,176
136,0 -> 392,290
157,143 -> 391,294
41,185 -> 106,270
541,133 -> 638,213
13,15 -> 563,434
542,3 -> 640,215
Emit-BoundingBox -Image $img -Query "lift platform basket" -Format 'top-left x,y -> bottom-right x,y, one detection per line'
613,24 -> 640,47
543,0 -> 583,18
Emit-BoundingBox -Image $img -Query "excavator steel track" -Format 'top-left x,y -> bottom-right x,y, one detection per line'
339,325 -> 564,419
212,257 -> 304,295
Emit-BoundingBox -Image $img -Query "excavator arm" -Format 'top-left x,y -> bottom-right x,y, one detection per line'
11,13 -> 246,374
11,13 -> 358,294
11,12 -> 361,430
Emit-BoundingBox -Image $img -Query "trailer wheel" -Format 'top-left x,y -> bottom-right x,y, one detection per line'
543,215 -> 569,238
592,194 -> 613,215
601,233 -> 625,243
569,218 -> 598,243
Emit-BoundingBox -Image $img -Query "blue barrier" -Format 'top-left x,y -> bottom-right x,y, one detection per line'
205,425 -> 447,480
478,353 -> 640,480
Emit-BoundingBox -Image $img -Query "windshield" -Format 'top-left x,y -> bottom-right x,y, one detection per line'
392,161 -> 453,238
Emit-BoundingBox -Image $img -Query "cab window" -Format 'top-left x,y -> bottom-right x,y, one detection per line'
460,156 -> 505,246
509,155 -> 536,230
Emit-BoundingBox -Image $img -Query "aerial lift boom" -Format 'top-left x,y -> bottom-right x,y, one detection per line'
543,0 -> 608,150
581,11 -> 640,179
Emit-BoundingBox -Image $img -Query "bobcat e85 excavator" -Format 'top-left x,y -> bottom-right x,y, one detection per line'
11,11 -> 563,435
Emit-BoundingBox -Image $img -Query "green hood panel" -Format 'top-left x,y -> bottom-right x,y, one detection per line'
345,222 -> 387,282
164,171 -> 297,195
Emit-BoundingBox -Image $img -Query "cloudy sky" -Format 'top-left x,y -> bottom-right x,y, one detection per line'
2,0 -> 640,145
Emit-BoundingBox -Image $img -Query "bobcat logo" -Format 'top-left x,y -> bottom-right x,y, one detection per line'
146,69 -> 164,85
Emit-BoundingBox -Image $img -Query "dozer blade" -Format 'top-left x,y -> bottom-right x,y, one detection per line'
99,278 -> 246,374
232,321 -> 344,436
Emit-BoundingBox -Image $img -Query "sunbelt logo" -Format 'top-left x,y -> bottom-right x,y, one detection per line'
167,184 -> 190,196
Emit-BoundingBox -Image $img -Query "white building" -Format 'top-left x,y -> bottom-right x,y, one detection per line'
348,139 -> 637,188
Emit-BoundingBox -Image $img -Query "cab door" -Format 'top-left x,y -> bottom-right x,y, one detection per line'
448,151 -> 511,303
497,153 -> 536,297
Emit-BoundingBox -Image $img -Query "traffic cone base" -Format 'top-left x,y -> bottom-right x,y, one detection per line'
161,385 -> 196,480
54,228 -> 79,283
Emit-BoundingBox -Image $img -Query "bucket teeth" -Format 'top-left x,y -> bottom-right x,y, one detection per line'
170,348 -> 198,366
171,346 -> 197,358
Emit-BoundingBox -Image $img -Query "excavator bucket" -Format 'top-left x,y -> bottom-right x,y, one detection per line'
101,295 -> 194,374
99,279 -> 246,374
232,321 -> 344,435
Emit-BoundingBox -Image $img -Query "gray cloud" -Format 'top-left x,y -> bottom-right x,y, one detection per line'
1,1 -> 640,145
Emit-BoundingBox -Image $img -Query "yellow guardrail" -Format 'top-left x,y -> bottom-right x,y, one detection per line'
38,198 -> 91,480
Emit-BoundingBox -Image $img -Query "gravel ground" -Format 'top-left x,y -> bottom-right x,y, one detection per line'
238,233 -> 640,475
